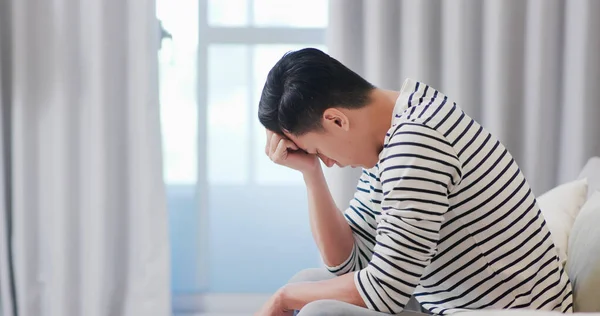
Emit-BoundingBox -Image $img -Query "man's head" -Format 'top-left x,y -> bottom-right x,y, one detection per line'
258,48 -> 380,168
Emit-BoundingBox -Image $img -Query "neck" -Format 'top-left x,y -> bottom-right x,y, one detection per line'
368,88 -> 400,152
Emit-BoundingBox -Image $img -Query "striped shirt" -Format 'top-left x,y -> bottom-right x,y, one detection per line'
326,78 -> 573,314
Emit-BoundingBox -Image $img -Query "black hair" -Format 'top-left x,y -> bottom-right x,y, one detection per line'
258,48 -> 375,136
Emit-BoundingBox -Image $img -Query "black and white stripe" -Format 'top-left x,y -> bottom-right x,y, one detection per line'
325,79 -> 573,314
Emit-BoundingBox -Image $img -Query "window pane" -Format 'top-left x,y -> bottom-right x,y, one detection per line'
252,45 -> 327,185
207,44 -> 323,293
208,45 -> 250,184
208,0 -> 248,27
253,0 -> 328,28
158,0 -> 198,185
157,0 -> 202,297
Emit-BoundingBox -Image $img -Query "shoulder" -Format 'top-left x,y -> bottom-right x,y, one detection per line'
382,122 -> 455,160
380,122 -> 463,189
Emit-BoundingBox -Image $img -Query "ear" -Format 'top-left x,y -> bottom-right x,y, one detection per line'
322,108 -> 350,132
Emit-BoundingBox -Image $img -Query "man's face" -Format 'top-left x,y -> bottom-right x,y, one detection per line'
285,131 -> 351,168
285,119 -> 378,169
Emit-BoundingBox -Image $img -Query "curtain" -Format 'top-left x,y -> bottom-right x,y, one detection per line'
0,2 -> 17,312
325,0 -> 600,208
0,0 -> 171,315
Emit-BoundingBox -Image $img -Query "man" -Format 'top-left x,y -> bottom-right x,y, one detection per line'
255,48 -> 572,316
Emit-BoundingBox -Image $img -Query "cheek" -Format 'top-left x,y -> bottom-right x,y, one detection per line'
333,138 -> 358,161
344,140 -> 370,164
316,135 -> 356,162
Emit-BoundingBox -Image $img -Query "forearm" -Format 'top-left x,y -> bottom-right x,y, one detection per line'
303,167 -> 354,267
282,272 -> 365,310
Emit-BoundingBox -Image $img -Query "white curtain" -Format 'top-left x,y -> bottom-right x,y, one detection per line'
0,0 -> 171,315
325,0 -> 600,208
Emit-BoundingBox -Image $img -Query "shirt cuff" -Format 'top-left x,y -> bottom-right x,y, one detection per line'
324,244 -> 357,276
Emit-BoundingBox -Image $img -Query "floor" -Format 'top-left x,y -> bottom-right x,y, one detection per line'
177,314 -> 247,316
173,293 -> 270,316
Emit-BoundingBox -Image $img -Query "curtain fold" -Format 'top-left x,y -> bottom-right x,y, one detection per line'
0,0 -> 171,315
0,1 -> 17,315
326,0 -> 600,208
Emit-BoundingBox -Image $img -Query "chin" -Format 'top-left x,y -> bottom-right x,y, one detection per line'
363,159 -> 379,169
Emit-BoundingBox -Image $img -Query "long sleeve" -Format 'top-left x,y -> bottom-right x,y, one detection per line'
354,123 -> 462,313
325,169 -> 380,276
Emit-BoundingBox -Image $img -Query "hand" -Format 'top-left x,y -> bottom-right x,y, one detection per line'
265,129 -> 319,174
254,289 -> 294,316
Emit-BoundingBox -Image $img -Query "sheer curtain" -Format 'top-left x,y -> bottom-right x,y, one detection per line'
325,0 -> 600,209
0,0 -> 171,315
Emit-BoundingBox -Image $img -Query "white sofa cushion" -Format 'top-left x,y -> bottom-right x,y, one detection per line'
578,156 -> 600,199
536,178 -> 588,266
567,191 -> 600,312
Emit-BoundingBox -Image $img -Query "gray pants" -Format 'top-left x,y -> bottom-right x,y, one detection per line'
289,268 -> 431,316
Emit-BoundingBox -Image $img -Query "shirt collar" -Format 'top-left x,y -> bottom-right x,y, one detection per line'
391,78 -> 419,126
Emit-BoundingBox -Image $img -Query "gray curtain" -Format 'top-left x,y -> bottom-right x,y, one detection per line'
0,0 -> 171,315
324,0 -> 600,206
0,1 -> 17,314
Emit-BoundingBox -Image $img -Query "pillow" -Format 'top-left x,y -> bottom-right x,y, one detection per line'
537,178 -> 588,266
567,191 -> 600,312
578,157 -> 600,199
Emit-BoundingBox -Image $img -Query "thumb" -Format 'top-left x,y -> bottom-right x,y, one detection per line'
287,141 -> 299,150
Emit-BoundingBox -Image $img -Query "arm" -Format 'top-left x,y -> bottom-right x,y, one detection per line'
303,167 -> 354,267
258,131 -> 376,315
282,272 -> 365,310
263,130 -> 376,270
304,167 -> 378,272
255,272 -> 365,315
267,169 -> 383,311
354,123 -> 461,313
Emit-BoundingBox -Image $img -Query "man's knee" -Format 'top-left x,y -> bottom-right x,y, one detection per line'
288,268 -> 336,284
297,300 -> 345,316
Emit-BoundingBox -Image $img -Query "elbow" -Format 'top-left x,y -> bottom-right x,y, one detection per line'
325,243 -> 360,276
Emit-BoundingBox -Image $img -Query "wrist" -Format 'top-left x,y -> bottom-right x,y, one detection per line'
302,164 -> 323,182
277,285 -> 292,311
279,283 -> 308,311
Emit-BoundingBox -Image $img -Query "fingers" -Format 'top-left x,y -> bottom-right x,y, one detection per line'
264,129 -> 301,164
268,138 -> 301,164
270,138 -> 288,163
269,132 -> 280,156
265,129 -> 273,155
287,140 -> 298,150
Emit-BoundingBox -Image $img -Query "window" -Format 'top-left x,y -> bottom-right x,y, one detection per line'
157,0 -> 329,305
